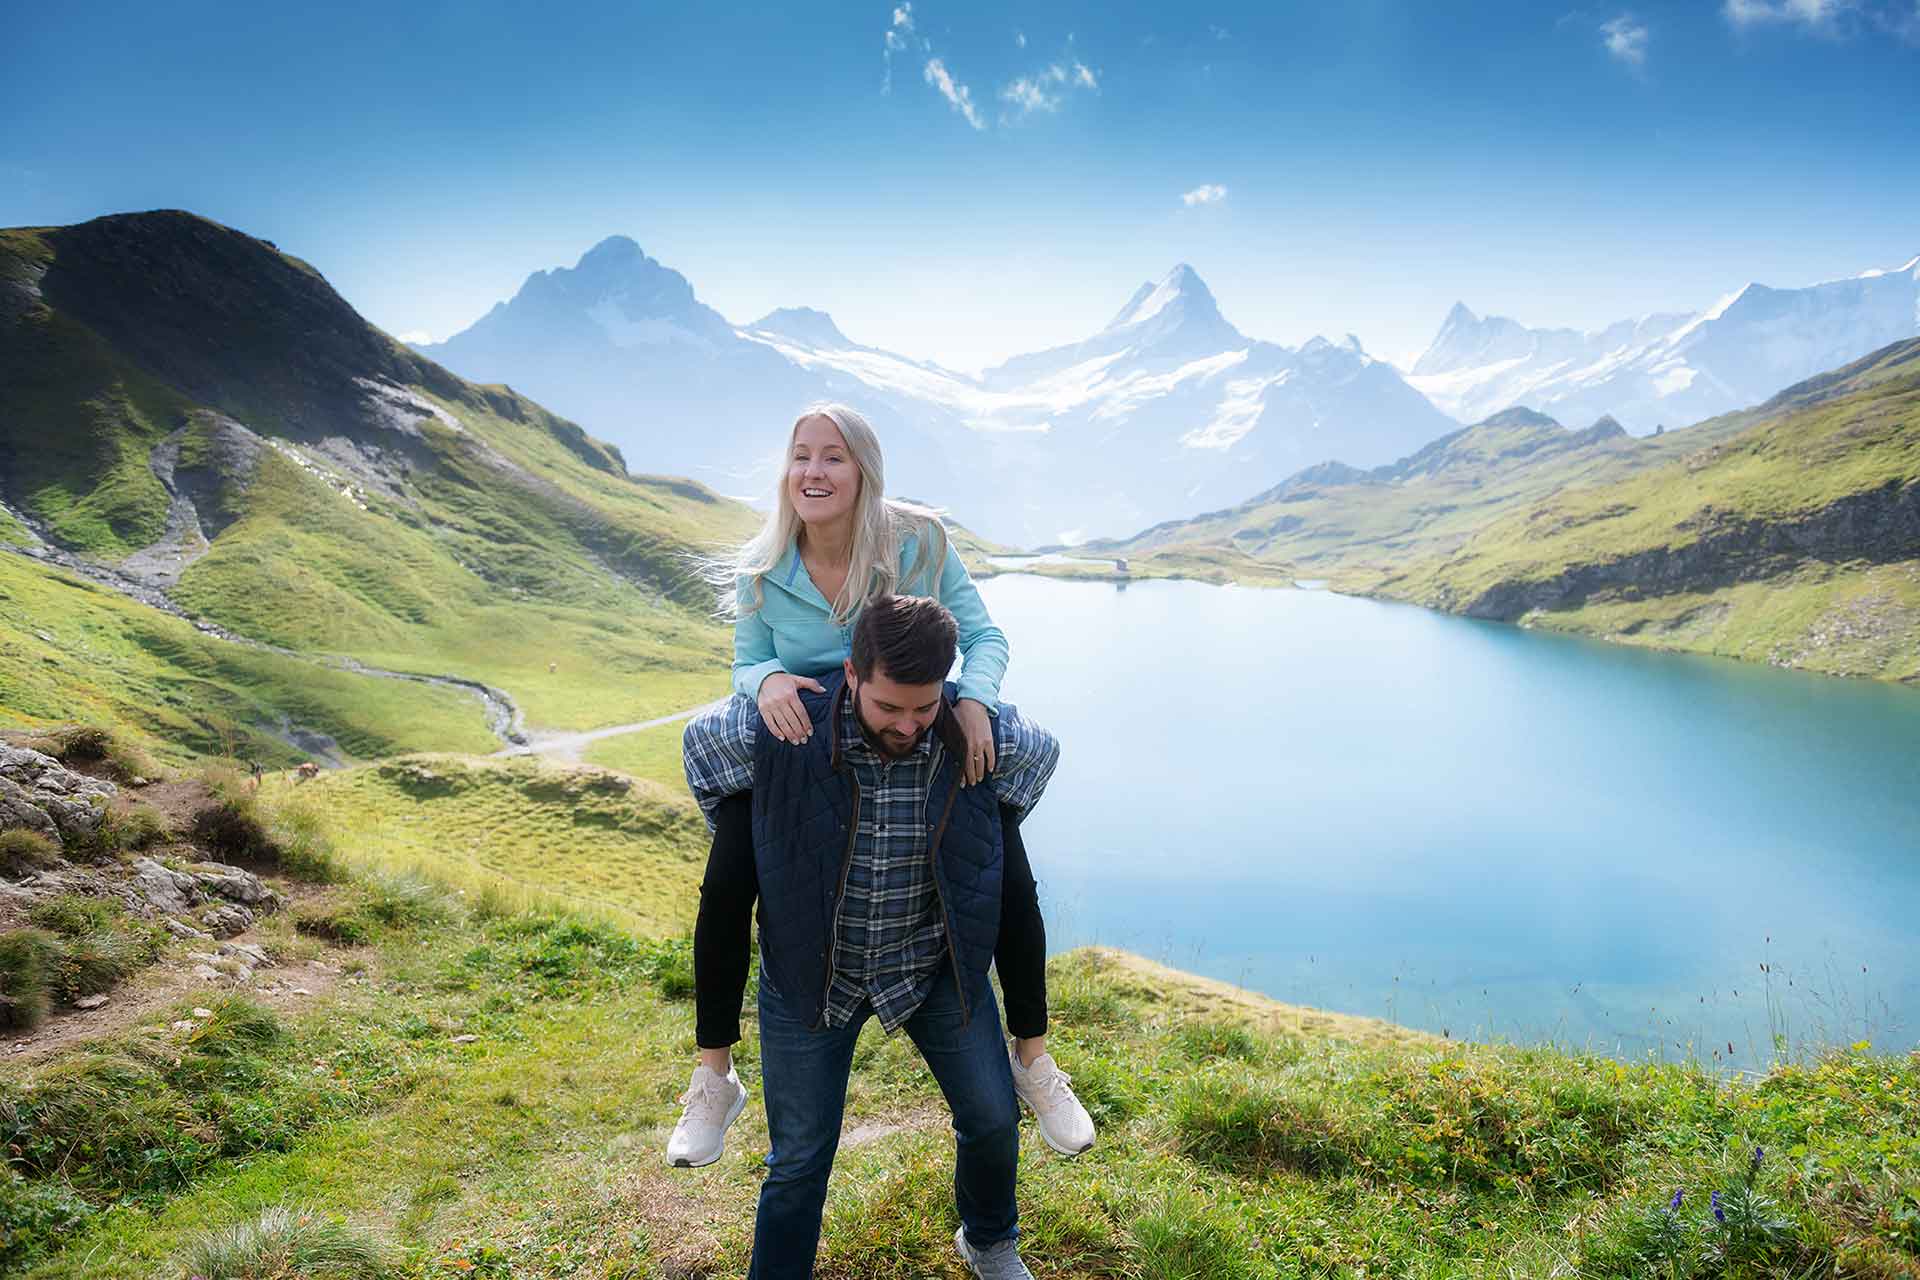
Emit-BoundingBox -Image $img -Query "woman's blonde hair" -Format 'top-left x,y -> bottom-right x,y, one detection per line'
710,403 -> 947,623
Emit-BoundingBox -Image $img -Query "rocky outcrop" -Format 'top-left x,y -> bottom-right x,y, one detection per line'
0,745 -> 116,849
1461,480 -> 1920,621
9,856 -> 281,939
2,741 -> 283,936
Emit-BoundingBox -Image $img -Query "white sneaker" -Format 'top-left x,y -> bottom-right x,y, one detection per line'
665,1063 -> 748,1168
955,1226 -> 1035,1280
1009,1046 -> 1095,1156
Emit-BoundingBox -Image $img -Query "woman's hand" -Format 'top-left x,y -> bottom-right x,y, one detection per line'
954,697 -> 996,787
757,672 -> 827,744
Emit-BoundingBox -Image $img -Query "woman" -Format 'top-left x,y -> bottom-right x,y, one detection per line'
666,403 -> 1093,1169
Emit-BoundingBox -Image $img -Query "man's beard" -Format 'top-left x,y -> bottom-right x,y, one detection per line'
851,683 -> 928,760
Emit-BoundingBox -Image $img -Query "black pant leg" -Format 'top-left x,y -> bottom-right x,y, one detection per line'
994,803 -> 1048,1040
694,790 -> 758,1049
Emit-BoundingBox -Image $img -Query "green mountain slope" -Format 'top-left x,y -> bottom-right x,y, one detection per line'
1098,341 -> 1920,682
1101,406 -> 1760,587
1378,338 -> 1920,680
1,211 -> 758,753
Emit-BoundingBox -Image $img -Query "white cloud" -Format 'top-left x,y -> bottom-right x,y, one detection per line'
1208,23 -> 1231,39
397,329 -> 435,345
883,2 -> 914,93
1001,77 -> 1058,114
1016,29 -> 1027,47
1000,59 -> 1097,121
1721,0 -> 1920,42
1601,14 -> 1649,64
1723,0 -> 1841,25
924,58 -> 986,129
1181,184 -> 1228,207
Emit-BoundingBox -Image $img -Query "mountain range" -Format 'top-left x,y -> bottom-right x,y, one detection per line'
424,239 -> 1920,546
1407,255 -> 1920,433
1107,338 -> 1920,682
424,243 -> 1455,545
0,210 -> 752,763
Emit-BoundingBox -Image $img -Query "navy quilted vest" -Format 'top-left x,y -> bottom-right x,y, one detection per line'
751,671 -> 1004,1029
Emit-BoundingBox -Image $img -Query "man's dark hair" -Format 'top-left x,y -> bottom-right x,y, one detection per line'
850,594 -> 958,685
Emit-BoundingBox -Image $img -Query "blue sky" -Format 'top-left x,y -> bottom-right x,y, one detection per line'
5,0 -> 1917,370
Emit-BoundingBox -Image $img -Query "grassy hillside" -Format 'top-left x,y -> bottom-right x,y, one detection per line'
1379,339 -> 1920,681
9,752 -> 1916,1280
1091,343 -> 1920,681
305,754 -> 709,936
1099,408 -> 1760,590
0,212 -> 756,744
0,552 -> 495,766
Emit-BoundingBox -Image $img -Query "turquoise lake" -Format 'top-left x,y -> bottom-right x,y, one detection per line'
976,574 -> 1920,1072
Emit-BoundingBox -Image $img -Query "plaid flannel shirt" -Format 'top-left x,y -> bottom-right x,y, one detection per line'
680,687 -> 1060,1032
821,695 -> 948,1030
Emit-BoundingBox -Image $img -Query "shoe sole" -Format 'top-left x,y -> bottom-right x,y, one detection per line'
1015,1091 -> 1095,1157
954,1226 -> 986,1278
666,1086 -> 749,1169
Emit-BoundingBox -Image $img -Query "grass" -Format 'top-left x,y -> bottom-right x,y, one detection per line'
177,1206 -> 395,1280
1099,344 -> 1920,683
1106,409 -> 1758,591
577,721 -> 693,789
296,754 -> 710,936
1,215 -> 754,748
8,895 -> 167,1009
4,759 -> 1915,1279
0,828 -> 63,877
1378,340 -> 1920,682
14,720 -> 162,782
0,551 -> 500,768
0,928 -> 62,1030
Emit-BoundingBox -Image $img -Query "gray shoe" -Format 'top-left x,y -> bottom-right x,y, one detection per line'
954,1226 -> 1034,1280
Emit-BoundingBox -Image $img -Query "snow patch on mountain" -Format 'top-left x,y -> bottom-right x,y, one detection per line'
1408,254 -> 1920,431
586,301 -> 720,352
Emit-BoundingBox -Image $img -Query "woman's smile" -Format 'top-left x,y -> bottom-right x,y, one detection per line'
788,414 -> 859,524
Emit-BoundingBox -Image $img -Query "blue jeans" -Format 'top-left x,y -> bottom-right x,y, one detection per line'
747,959 -> 1020,1280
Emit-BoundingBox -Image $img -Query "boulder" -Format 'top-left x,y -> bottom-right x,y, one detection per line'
189,862 -> 279,907
220,940 -> 272,967
0,744 -> 117,848
129,857 -> 199,914
197,901 -> 256,938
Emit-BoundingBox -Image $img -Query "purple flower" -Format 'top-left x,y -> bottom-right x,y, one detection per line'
1751,1145 -> 1764,1169
1669,1188 -> 1684,1212
1712,1190 -> 1725,1224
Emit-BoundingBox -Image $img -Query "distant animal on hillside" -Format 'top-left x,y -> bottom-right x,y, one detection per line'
291,761 -> 321,783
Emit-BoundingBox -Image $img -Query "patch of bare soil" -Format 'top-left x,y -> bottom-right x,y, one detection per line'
5,884 -> 369,1066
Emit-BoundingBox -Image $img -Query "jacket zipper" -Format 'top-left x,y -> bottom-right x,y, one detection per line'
816,775 -> 861,1028
925,779 -> 968,1024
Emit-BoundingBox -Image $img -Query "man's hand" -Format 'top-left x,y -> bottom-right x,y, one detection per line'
757,672 -> 827,744
954,697 -> 996,787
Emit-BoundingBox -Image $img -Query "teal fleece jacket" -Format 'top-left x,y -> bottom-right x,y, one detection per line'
731,529 -> 1010,712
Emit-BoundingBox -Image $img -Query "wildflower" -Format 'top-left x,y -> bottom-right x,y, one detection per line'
1712,1190 -> 1725,1224
1751,1145 -> 1764,1169
1669,1188 -> 1684,1212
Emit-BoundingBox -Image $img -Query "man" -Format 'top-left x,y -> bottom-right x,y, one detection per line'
681,594 -> 1054,1280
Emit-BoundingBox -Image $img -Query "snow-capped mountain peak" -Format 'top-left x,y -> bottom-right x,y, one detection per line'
1106,263 -> 1218,331
1856,253 -> 1920,280
748,306 -> 854,350
1407,253 -> 1920,432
